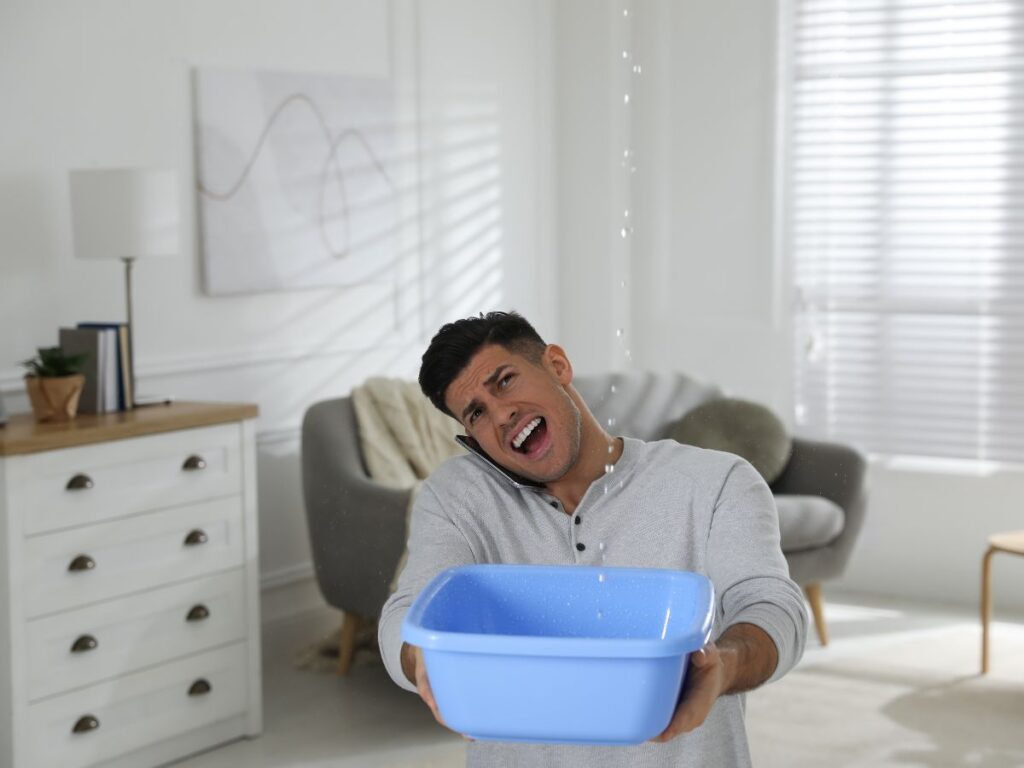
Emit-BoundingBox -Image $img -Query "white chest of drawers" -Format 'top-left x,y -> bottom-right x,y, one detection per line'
0,402 -> 262,767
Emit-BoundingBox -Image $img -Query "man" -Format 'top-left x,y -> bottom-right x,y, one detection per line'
379,312 -> 807,767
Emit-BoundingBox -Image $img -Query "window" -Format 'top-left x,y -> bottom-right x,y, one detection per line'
787,0 -> 1024,462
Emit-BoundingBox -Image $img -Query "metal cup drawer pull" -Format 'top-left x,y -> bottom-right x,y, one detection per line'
184,529 -> 208,547
182,455 -> 207,471
72,715 -> 100,734
186,604 -> 210,622
71,634 -> 99,653
68,554 -> 96,572
65,473 -> 94,491
188,678 -> 212,697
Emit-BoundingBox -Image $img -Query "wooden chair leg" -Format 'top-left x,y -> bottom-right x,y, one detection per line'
804,583 -> 829,646
981,546 -> 996,674
337,612 -> 363,676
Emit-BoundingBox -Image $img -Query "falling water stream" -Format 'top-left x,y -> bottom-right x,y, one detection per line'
593,3 -> 641,629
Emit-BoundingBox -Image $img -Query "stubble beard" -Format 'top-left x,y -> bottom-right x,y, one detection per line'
524,389 -> 583,485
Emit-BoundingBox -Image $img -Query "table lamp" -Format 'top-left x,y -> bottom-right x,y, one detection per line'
69,168 -> 179,407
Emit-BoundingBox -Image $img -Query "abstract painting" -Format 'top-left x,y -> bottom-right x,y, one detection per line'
194,67 -> 412,298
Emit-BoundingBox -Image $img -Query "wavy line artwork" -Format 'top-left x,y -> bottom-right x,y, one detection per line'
198,92 -> 398,261
195,69 -> 403,295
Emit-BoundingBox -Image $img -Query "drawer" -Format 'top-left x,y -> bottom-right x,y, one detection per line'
28,570 -> 247,700
25,497 -> 244,618
28,643 -> 249,768
9,423 -> 242,536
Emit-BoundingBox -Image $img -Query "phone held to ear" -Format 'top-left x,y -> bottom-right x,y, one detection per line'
454,435 -> 541,489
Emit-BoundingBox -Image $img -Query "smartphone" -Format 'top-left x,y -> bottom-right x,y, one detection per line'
455,434 -> 540,488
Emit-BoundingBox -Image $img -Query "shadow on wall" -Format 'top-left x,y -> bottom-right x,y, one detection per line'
252,84 -> 507,586
278,83 -> 508,412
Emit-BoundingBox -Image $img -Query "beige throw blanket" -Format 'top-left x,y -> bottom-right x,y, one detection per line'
351,378 -> 463,591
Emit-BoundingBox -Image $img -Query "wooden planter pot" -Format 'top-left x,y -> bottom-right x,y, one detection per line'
24,374 -> 86,422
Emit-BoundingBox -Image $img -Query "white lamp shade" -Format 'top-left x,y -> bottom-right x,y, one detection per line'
70,168 -> 179,260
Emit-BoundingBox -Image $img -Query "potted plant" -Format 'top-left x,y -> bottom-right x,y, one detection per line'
22,347 -> 88,422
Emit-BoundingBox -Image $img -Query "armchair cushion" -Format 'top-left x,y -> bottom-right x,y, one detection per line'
669,397 -> 793,484
775,495 -> 845,553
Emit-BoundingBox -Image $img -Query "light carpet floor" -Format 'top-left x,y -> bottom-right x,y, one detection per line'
175,594 -> 1024,767
747,599 -> 1024,767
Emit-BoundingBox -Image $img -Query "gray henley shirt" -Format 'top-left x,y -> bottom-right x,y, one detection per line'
379,437 -> 808,767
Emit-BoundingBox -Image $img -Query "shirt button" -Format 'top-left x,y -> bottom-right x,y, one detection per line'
574,516 -> 581,525
576,543 -> 586,552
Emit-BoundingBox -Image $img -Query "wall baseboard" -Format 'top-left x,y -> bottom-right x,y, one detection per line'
260,573 -> 328,625
260,561 -> 325,625
261,561 -> 315,591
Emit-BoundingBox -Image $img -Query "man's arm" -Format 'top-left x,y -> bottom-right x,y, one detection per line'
655,458 -> 807,743
378,481 -> 475,697
718,622 -> 779,694
706,459 -> 808,683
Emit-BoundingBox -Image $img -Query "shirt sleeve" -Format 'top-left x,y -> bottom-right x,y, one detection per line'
705,458 -> 808,683
378,480 -> 477,693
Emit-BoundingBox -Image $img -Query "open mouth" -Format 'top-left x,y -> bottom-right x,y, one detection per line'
511,417 -> 547,456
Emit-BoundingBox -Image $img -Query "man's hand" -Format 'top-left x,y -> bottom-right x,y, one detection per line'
401,642 -> 475,740
652,623 -> 778,743
651,642 -> 728,742
401,642 -> 446,727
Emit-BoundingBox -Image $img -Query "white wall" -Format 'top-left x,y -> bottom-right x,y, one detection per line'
556,0 -> 787,412
0,0 -> 556,596
555,0 -> 1024,613
553,0 -> 620,375
5,0 -> 1021,617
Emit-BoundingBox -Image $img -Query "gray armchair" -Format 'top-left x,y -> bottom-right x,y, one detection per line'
573,371 -> 868,646
301,372 -> 866,672
301,398 -> 411,673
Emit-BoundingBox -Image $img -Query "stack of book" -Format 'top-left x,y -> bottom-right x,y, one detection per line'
59,323 -> 134,413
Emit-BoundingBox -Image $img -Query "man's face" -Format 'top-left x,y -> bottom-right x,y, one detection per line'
444,343 -> 582,484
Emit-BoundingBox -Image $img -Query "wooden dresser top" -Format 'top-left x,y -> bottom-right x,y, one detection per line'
0,401 -> 259,456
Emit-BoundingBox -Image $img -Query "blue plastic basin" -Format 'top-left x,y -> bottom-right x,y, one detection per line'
401,564 -> 715,745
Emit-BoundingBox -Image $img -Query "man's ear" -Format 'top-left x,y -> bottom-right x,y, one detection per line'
543,344 -> 573,385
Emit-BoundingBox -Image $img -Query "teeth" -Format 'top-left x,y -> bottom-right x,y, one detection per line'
512,417 -> 542,449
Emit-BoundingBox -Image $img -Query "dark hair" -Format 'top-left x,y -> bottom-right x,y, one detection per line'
419,311 -> 547,416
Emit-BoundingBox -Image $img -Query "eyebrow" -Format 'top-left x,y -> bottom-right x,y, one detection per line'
460,365 -> 511,423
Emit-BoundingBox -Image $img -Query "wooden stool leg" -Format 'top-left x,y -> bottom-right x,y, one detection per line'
337,612 -> 363,676
981,547 -> 996,675
804,583 -> 829,646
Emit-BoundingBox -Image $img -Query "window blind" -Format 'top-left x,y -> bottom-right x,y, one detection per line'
788,0 -> 1024,463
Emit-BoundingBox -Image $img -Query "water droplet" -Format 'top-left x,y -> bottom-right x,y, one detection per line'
607,416 -> 616,428
604,463 -> 615,474
598,573 -> 606,583
622,50 -> 630,59
623,93 -> 631,105
630,165 -> 638,173
624,209 -> 630,218
610,384 -> 617,393
607,444 -> 614,454
633,64 -> 643,74
623,149 -> 631,159
597,610 -> 604,620
625,349 -> 633,360
620,280 -> 627,288
599,541 -> 606,552
623,8 -> 629,17
616,328 -> 624,337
